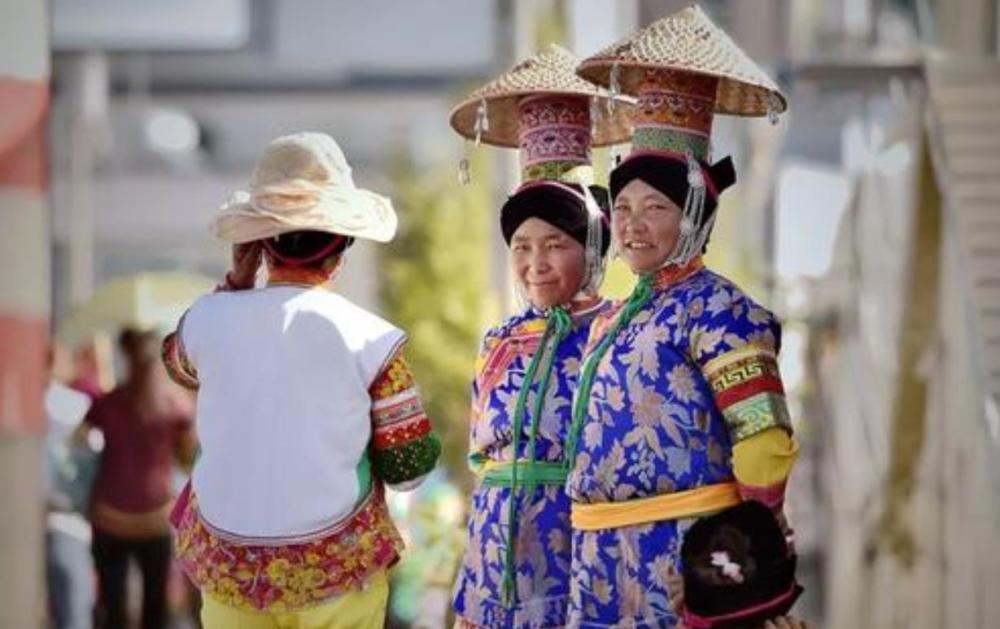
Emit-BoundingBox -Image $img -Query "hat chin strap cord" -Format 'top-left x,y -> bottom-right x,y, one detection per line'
661,152 -> 715,268
578,184 -> 608,297
458,97 -> 489,185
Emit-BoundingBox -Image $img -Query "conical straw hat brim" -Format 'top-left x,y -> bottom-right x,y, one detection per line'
450,43 -> 634,148
576,5 -> 786,117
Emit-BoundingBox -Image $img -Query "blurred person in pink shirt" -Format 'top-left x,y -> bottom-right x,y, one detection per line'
76,328 -> 196,629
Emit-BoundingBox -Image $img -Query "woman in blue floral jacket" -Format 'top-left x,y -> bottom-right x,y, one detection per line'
447,45 -> 630,628
564,7 -> 800,628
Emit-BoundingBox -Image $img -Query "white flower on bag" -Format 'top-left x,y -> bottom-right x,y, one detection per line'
710,551 -> 744,583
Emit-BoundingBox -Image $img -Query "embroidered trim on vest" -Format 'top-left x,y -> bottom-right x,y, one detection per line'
172,484 -> 403,612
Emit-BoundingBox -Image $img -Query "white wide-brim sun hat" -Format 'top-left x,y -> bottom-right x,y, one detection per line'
212,132 -> 398,244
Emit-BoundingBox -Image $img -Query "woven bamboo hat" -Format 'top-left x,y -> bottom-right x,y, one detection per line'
450,44 -> 633,148
576,4 -> 786,117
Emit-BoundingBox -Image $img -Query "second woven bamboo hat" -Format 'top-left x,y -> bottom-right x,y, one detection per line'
450,43 -> 633,149
576,4 -> 786,118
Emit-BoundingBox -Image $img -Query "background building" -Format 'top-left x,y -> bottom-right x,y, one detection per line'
1,0 -> 998,626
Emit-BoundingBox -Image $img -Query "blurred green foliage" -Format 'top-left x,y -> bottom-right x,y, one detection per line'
380,150 -> 493,491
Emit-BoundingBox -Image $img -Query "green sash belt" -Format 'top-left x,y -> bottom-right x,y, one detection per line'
481,461 -> 568,488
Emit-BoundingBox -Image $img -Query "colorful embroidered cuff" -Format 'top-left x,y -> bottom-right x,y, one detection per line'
368,351 -> 439,483
372,414 -> 432,449
704,346 -> 791,442
371,389 -> 426,430
161,331 -> 198,390
370,354 -> 434,442
721,393 -> 792,442
371,433 -> 441,485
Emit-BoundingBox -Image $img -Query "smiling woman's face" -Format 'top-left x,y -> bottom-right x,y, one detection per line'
612,178 -> 683,274
509,217 -> 586,309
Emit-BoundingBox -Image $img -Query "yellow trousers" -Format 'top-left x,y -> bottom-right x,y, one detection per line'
200,571 -> 388,629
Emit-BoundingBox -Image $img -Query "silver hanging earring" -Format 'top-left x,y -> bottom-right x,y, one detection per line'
608,62 -> 621,114
679,217 -> 695,236
474,97 -> 489,145
590,95 -> 601,138
458,142 -> 471,185
611,144 -> 625,167
460,98 -> 490,185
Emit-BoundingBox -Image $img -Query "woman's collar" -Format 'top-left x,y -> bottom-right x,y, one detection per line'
527,294 -> 605,319
650,256 -> 705,290
265,266 -> 333,288
568,295 -> 606,317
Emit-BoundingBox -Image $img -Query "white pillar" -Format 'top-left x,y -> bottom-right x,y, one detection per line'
0,0 -> 51,625
65,51 -> 110,305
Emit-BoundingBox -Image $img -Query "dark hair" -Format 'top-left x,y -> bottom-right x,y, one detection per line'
681,501 -> 801,628
264,230 -> 353,269
500,182 -> 611,254
118,327 -> 156,354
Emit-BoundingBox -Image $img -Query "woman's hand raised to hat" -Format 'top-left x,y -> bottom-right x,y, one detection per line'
226,241 -> 263,290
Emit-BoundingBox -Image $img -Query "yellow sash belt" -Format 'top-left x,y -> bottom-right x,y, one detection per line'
571,482 -> 741,531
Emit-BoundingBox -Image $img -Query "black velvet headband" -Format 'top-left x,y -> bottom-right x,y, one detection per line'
610,151 -> 736,225
500,182 -> 611,254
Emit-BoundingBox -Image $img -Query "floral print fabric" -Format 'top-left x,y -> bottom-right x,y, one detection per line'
453,303 -> 606,628
567,266 -> 786,628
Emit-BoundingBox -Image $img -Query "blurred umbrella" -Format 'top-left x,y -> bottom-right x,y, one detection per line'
57,271 -> 214,346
